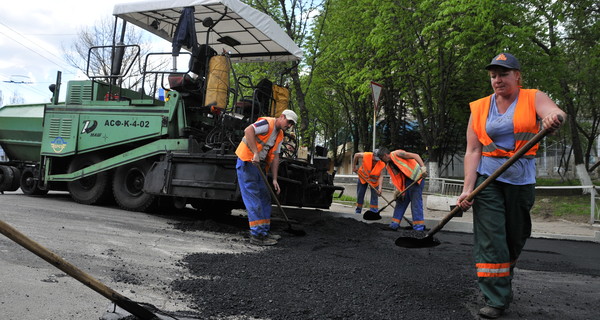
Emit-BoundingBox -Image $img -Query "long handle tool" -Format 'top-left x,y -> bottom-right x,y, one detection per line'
356,171 -> 413,226
0,219 -> 158,319
256,163 -> 306,236
395,118 -> 562,248
363,177 -> 422,221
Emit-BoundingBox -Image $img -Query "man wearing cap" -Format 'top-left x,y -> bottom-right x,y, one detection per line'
456,53 -> 565,318
352,148 -> 387,215
235,109 -> 298,246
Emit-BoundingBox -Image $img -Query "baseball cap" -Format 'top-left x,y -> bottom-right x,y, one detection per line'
485,53 -> 521,70
281,109 -> 298,125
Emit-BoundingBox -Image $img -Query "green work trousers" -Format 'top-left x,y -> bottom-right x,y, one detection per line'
472,174 -> 535,309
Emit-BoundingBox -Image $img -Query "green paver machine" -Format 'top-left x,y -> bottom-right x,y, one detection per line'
0,0 -> 343,213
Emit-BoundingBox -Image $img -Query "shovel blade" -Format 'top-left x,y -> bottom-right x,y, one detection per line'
284,226 -> 306,236
363,210 -> 382,220
395,235 -> 440,248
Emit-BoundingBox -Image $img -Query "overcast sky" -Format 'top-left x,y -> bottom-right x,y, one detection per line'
0,0 -> 140,104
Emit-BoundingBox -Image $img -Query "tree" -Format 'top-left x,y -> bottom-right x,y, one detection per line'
249,0 -> 328,150
309,0 -> 378,159
362,0 -> 506,190
63,16 -> 150,90
510,0 -> 599,189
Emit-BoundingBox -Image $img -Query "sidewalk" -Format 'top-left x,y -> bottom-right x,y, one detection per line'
332,182 -> 600,243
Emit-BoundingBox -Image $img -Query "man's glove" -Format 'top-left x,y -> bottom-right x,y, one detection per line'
420,168 -> 428,178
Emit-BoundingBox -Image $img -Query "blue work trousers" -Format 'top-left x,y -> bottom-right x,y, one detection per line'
236,159 -> 272,236
356,180 -> 379,214
390,178 -> 425,230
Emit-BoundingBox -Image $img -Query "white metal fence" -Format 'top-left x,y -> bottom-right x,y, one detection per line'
428,177 -> 599,225
335,174 -> 599,225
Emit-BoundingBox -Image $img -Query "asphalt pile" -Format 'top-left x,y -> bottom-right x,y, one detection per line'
171,209 -> 479,319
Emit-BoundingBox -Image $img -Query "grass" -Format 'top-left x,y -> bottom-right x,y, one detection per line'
533,178 -> 598,223
333,185 -> 597,224
333,192 -> 356,204
531,195 -> 594,223
536,178 -> 599,186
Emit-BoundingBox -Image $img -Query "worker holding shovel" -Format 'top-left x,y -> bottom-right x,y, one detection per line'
235,109 -> 298,246
457,53 -> 566,319
352,148 -> 387,214
377,148 -> 428,231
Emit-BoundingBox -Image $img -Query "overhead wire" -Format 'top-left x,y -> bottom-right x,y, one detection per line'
0,21 -> 77,74
0,21 -> 81,102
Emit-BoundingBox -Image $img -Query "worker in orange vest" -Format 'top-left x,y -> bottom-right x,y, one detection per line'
378,148 -> 428,231
457,52 -> 565,319
235,109 -> 298,246
352,148 -> 387,214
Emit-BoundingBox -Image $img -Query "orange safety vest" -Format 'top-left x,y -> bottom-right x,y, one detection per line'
357,152 -> 386,188
470,89 -> 540,158
387,151 -> 423,192
235,117 -> 284,164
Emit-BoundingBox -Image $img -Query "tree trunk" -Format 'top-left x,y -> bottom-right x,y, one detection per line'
427,161 -> 442,194
290,67 -> 310,148
560,79 -> 593,194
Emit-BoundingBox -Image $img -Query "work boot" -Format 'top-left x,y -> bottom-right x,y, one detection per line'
478,306 -> 504,319
250,234 -> 277,246
266,232 -> 281,240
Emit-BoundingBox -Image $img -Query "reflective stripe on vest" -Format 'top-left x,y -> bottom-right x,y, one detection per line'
470,89 -> 540,159
387,151 -> 422,192
235,117 -> 284,163
357,152 -> 386,187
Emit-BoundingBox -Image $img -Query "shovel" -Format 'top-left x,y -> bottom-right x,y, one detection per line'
356,172 -> 414,226
395,119 -> 561,248
363,177 -> 422,221
0,219 -> 158,319
255,163 -> 306,236
380,193 -> 414,227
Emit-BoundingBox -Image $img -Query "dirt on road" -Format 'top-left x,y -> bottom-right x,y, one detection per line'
1,192 -> 598,320
169,208 -> 600,320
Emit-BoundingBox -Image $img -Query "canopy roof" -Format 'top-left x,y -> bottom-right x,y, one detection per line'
113,0 -> 303,62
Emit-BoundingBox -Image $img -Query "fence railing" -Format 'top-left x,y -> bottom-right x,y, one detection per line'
428,178 -> 599,225
335,175 -> 599,225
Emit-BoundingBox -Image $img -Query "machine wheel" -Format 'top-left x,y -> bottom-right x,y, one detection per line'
67,154 -> 111,205
112,160 -> 156,212
20,167 -> 49,195
7,166 -> 21,191
0,165 -> 15,191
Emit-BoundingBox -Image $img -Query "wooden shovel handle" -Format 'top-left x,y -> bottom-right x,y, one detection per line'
376,176 -> 423,213
427,117 -> 562,237
0,220 -> 157,319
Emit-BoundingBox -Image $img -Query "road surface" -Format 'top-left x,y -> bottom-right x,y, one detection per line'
1,191 -> 598,319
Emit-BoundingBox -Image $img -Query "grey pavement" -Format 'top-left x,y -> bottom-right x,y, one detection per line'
332,181 -> 600,243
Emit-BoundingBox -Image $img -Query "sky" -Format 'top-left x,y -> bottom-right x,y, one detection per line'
0,0 -> 140,104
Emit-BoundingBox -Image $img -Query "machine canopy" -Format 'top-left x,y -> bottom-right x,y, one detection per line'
113,0 -> 303,62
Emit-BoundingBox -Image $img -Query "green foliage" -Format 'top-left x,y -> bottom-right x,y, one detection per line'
333,191 -> 357,203
302,0 -> 600,181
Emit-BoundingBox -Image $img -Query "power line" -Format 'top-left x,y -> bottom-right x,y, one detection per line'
0,21 -> 77,74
